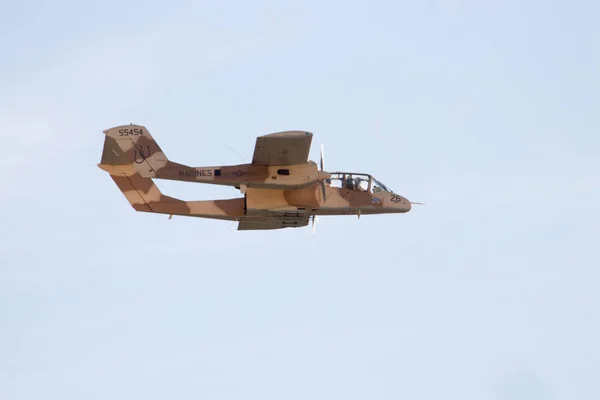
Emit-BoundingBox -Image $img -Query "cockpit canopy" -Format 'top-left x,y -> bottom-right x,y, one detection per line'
325,172 -> 393,193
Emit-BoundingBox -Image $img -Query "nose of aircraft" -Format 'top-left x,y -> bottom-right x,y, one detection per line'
391,194 -> 411,212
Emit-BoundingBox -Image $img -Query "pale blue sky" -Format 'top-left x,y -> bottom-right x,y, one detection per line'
1,1 -> 599,399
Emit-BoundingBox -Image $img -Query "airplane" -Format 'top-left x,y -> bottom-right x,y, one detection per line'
98,124 -> 420,231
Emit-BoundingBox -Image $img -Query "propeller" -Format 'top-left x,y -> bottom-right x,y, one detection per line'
313,143 -> 326,231
320,143 -> 324,171
317,143 -> 330,203
410,202 -> 426,205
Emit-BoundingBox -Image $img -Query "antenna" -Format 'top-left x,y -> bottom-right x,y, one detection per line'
221,143 -> 246,164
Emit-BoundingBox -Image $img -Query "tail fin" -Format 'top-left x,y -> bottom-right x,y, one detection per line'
102,124 -> 182,178
98,133 -> 182,212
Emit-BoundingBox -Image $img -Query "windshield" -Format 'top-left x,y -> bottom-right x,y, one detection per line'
372,178 -> 392,193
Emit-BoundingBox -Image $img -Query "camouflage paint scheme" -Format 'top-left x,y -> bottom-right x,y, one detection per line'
98,124 -> 412,230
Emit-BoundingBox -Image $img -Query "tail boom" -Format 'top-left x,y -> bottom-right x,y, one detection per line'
99,132 -> 244,221
107,169 -> 244,220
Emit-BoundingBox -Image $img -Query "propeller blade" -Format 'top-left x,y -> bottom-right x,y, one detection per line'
311,215 -> 319,234
410,202 -> 426,205
320,143 -> 324,171
320,181 -> 327,203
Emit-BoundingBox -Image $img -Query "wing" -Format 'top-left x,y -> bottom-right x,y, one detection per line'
251,131 -> 313,166
237,216 -> 310,230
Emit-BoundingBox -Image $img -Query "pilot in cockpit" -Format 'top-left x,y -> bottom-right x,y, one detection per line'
345,175 -> 355,190
355,177 -> 367,192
